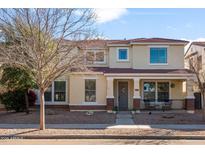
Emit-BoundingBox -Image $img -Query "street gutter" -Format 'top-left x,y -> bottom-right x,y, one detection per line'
1,135 -> 205,140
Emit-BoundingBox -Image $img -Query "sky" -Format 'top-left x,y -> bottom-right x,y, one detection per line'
95,8 -> 205,42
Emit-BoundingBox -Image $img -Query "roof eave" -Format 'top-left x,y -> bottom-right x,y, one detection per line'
107,44 -> 130,47
130,42 -> 189,45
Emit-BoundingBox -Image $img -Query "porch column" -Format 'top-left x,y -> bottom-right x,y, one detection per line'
185,78 -> 195,111
133,77 -> 141,110
106,77 -> 114,111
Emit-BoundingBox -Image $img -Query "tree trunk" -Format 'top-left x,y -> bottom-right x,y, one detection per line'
40,89 -> 45,130
202,92 -> 205,120
25,90 -> 29,114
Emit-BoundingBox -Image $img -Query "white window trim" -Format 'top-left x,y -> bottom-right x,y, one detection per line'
148,46 -> 168,65
84,78 -> 97,104
82,102 -> 98,105
116,47 -> 129,62
45,80 -> 67,104
85,50 -> 106,64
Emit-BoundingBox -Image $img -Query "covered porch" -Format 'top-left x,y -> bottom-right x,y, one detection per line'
106,75 -> 195,111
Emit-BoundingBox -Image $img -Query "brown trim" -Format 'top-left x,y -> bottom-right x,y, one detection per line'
88,67 -> 193,74
133,98 -> 140,110
69,105 -> 106,110
106,98 -> 114,110
185,98 -> 195,110
35,104 -> 70,109
0,108 -> 6,111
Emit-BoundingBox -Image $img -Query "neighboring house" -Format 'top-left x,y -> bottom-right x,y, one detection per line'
185,42 -> 205,108
36,38 -> 196,111
185,42 -> 205,78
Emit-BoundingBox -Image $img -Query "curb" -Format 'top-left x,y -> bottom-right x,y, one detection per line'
1,135 -> 205,140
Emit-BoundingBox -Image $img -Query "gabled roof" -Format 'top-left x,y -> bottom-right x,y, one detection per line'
107,38 -> 189,45
185,41 -> 205,57
63,38 -> 189,49
191,42 -> 205,47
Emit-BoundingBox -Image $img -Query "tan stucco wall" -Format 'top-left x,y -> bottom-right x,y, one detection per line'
132,45 -> 185,69
109,47 -> 133,68
69,74 -> 107,106
0,102 -> 4,109
171,80 -> 186,99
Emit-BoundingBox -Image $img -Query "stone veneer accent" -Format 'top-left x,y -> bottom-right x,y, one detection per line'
106,98 -> 114,111
185,98 -> 195,110
133,98 -> 141,110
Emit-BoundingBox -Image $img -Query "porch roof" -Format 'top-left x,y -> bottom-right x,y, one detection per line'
88,67 -> 193,74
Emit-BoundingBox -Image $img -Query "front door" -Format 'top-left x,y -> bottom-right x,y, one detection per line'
118,82 -> 128,111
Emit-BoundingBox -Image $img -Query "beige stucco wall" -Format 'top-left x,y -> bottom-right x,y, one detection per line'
132,45 -> 185,69
0,102 -> 4,109
69,74 -> 107,106
109,47 -> 133,68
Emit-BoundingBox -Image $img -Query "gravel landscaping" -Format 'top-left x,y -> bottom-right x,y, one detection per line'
133,110 -> 205,124
0,108 -> 116,124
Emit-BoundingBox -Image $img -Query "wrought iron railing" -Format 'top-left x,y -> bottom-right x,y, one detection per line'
142,99 -> 185,110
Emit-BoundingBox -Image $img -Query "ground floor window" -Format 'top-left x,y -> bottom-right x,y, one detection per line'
54,81 -> 66,102
143,82 -> 156,101
44,81 -> 66,102
85,79 -> 96,102
44,85 -> 52,102
143,81 -> 169,102
157,82 -> 169,102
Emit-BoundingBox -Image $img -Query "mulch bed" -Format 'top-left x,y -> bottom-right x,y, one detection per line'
133,110 -> 205,124
0,108 -> 116,124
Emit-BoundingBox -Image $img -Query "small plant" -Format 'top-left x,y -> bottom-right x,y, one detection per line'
111,106 -> 118,114
0,90 -> 26,112
113,106 -> 118,111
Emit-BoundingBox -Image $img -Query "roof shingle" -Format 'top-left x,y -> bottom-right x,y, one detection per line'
88,67 -> 193,74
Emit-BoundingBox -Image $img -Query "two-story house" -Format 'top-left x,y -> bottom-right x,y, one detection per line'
185,42 -> 205,109
36,38 -> 195,111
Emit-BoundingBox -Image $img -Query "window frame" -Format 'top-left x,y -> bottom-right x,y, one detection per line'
44,80 -> 67,104
143,81 -> 171,103
84,79 -> 97,104
116,47 -> 129,62
85,50 -> 106,64
149,46 -> 168,65
53,80 -> 67,102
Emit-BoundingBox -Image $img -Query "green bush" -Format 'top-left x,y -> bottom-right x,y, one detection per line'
0,90 -> 26,112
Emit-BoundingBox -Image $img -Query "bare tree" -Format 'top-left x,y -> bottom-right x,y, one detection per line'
188,56 -> 205,119
0,9 -> 97,130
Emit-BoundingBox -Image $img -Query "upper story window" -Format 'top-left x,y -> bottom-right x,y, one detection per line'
117,48 -> 129,61
150,47 -> 167,64
197,55 -> 202,71
86,51 -> 105,64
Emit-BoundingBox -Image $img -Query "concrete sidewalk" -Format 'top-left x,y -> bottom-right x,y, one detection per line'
0,124 -> 205,130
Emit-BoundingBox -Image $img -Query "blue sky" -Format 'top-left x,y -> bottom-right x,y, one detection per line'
95,9 -> 205,41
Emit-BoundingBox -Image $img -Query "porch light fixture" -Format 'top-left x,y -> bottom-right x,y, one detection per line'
170,83 -> 175,88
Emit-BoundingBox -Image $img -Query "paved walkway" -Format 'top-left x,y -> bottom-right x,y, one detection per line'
116,112 -> 134,125
1,124 -> 205,130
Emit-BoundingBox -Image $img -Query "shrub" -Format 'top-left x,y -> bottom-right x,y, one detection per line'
0,90 -> 26,112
